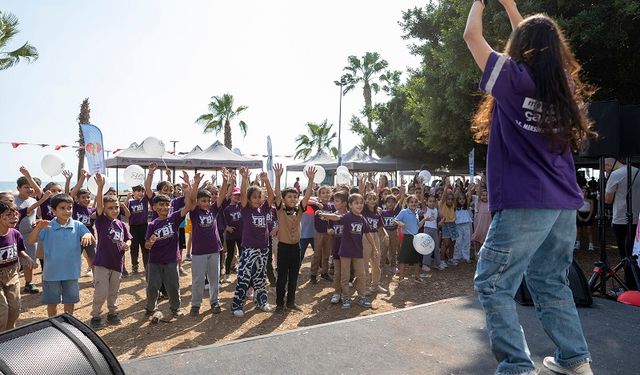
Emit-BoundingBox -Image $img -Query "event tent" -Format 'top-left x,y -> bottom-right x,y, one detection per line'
285,149 -> 338,171
105,141 -> 185,168
183,141 -> 263,169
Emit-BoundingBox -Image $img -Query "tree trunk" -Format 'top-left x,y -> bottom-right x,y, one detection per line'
363,82 -> 373,156
224,119 -> 232,149
77,98 -> 91,175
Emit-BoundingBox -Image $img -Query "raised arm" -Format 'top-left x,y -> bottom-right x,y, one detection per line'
260,171 -> 275,207
70,169 -> 88,199
239,166 -> 250,208
28,220 -> 50,246
500,0 -> 524,30
121,193 -> 132,218
301,166 -> 316,208
273,163 -> 283,207
217,168 -> 230,208
27,190 -> 52,216
62,170 -> 73,194
19,166 -> 43,198
95,172 -> 106,216
145,162 -> 157,200
463,0 -> 493,72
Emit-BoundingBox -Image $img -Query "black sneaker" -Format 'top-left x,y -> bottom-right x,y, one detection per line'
210,302 -> 222,314
321,273 -> 333,282
190,306 -> 200,317
90,317 -> 105,329
131,267 -> 139,274
286,304 -> 303,312
121,269 -> 129,277
310,275 -> 318,284
171,309 -> 185,318
23,283 -> 39,294
144,308 -> 158,317
106,314 -> 122,325
158,293 -> 169,301
275,305 -> 285,314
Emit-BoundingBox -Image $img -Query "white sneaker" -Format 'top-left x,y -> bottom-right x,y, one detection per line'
232,309 -> 244,318
439,261 -> 448,269
204,284 -> 210,291
258,303 -> 274,312
83,268 -> 93,278
543,357 -> 593,375
588,243 -> 594,251
223,274 -> 230,283
330,293 -> 341,304
421,265 -> 431,272
376,285 -> 388,293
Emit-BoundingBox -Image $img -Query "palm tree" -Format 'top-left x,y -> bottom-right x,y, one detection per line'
76,98 -> 90,175
195,94 -> 248,149
342,52 -> 399,155
294,120 -> 338,160
0,12 -> 38,71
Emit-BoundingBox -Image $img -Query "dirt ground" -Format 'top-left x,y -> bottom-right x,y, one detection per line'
16,238 -> 618,362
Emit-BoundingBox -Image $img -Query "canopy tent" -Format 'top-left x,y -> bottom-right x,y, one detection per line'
105,141 -> 185,168
184,141 -> 263,169
286,149 -> 338,171
182,145 -> 203,157
330,147 -> 386,172
376,155 -> 425,171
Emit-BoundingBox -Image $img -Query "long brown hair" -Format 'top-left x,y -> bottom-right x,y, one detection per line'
471,14 -> 596,152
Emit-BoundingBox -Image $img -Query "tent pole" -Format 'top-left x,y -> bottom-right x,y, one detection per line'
115,167 -> 119,195
172,167 -> 176,183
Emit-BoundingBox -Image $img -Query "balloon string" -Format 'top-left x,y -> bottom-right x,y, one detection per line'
161,158 -> 168,171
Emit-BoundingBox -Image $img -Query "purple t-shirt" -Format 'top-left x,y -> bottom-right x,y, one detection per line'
145,211 -> 184,264
151,195 -> 185,220
381,205 -> 401,230
337,212 -> 371,259
330,220 -> 344,259
314,201 -> 335,233
240,201 -> 271,249
94,215 -> 132,272
40,197 -> 55,221
0,228 -> 25,269
362,209 -> 383,233
190,204 -> 222,255
128,196 -> 149,225
73,202 -> 95,234
479,52 -> 582,212
223,203 -> 243,241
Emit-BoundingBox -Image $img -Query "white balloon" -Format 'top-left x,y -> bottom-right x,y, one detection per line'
87,175 -> 111,196
124,164 -> 145,187
336,166 -> 349,175
335,172 -> 351,185
418,170 -> 432,184
303,164 -> 326,184
41,154 -> 66,177
143,137 -> 166,158
413,233 -> 435,255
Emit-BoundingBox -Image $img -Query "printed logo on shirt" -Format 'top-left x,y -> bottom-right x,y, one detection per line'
108,225 -> 125,244
230,212 -> 242,222
383,217 -> 395,227
0,244 -> 18,264
153,223 -> 175,241
76,213 -> 92,225
130,203 -> 144,214
518,97 -> 553,133
366,217 -> 379,230
350,223 -> 363,234
334,224 -> 344,237
198,213 -> 214,227
251,215 -> 267,228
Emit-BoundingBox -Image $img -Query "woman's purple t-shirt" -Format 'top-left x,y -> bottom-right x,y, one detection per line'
94,215 -> 132,272
190,204 -> 222,255
362,209 -> 383,233
223,203 -> 243,241
338,212 -> 371,259
128,196 -> 149,225
240,201 -> 271,249
479,52 -> 582,212
145,211 -> 184,264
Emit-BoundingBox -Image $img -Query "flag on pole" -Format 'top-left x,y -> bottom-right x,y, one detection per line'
266,136 -> 274,185
469,148 -> 475,181
80,124 -> 106,174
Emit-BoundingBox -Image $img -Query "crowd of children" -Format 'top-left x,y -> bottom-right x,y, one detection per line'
0,163 -> 497,333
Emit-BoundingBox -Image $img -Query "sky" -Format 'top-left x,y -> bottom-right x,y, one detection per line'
0,1 -> 424,184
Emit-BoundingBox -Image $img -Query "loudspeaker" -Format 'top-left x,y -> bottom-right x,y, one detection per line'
515,260 -> 593,307
581,100 -> 621,158
0,313 -> 123,375
621,104 -> 640,157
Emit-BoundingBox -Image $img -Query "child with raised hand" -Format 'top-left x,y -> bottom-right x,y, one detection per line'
230,167 -> 276,317
69,169 -> 96,277
273,163 -> 314,313
127,184 -> 150,274
28,193 -> 95,317
14,166 -> 43,294
394,195 -> 428,283
362,191 -> 389,294
452,193 -> 473,263
0,202 -> 38,331
90,173 -> 132,328
327,191 -> 348,305
222,178 -> 243,283
318,194 -> 377,309
188,169 -> 229,316
144,171 -> 194,319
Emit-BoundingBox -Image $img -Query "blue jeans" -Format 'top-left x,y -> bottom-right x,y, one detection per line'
474,209 -> 590,375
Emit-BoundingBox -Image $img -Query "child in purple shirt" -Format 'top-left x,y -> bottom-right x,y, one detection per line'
231,167 -> 275,317
90,173 -> 132,329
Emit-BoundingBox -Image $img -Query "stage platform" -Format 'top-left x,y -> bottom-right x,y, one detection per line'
123,295 -> 639,374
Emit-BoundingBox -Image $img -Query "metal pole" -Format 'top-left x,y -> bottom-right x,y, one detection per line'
338,84 -> 343,166
170,141 -> 178,182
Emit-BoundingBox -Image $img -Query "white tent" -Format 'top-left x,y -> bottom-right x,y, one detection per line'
105,141 -> 185,168
183,141 -> 263,169
286,149 -> 338,171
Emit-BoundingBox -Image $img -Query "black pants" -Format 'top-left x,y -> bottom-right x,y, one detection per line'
613,223 -> 637,259
276,242 -> 301,306
225,238 -> 242,275
267,237 -> 275,280
130,223 -> 148,270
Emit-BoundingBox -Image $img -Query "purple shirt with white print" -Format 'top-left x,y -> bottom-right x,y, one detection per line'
190,203 -> 223,255
145,211 -> 184,264
338,212 -> 371,259
240,201 -> 271,249
94,215 -> 132,272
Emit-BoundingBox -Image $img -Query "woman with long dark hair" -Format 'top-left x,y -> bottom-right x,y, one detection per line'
464,1 -> 595,374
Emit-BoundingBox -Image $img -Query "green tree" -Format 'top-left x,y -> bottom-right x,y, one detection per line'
77,98 -> 90,175
195,93 -> 248,149
294,120 -> 338,160
342,52 -> 400,155
0,12 -> 38,71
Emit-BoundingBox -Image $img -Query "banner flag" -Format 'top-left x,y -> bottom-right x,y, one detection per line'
80,123 -> 106,174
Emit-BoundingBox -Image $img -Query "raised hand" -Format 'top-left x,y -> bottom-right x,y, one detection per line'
305,165 -> 317,180
36,220 -> 51,229
95,172 -> 105,187
19,166 -> 31,177
193,172 -> 204,187
43,190 -> 53,199
273,163 -> 284,178
259,171 -> 269,183
180,170 -> 190,185
62,170 -> 73,181
148,162 -> 158,173
80,169 -> 88,178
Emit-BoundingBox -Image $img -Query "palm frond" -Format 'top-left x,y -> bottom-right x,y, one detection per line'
202,119 -> 223,134
0,12 -> 20,50
238,120 -> 248,137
